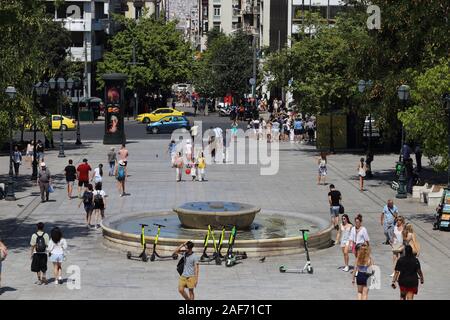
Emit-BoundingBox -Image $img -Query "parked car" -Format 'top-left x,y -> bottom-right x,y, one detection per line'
136,108 -> 185,123
146,116 -> 190,134
51,115 -> 76,130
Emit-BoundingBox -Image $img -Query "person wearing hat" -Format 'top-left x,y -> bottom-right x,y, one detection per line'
115,159 -> 127,197
37,162 -> 51,203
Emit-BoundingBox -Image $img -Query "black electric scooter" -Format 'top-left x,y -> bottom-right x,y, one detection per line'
150,223 -> 178,261
225,225 -> 247,267
200,225 -> 226,265
279,229 -> 313,274
126,224 -> 150,262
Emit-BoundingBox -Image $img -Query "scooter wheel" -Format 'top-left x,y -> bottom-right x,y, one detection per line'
279,266 -> 286,273
142,254 -> 148,262
126,251 -> 132,259
150,254 -> 156,262
225,260 -> 233,267
172,253 -> 178,260
307,266 -> 314,274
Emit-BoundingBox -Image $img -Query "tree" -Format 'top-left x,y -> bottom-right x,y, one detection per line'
96,15 -> 193,97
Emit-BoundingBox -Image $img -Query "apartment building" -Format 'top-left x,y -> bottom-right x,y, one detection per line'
123,0 -> 165,20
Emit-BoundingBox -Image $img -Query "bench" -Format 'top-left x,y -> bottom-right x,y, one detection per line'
428,187 -> 444,207
413,183 -> 429,199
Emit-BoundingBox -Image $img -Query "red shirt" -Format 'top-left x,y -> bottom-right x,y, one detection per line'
77,163 -> 92,181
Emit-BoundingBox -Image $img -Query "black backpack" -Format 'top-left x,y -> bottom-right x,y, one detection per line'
35,233 -> 46,253
93,191 -> 103,206
83,191 -> 93,205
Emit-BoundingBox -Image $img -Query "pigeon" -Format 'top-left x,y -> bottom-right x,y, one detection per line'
259,257 -> 266,263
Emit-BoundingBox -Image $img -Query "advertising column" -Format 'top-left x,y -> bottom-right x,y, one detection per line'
102,73 -> 127,145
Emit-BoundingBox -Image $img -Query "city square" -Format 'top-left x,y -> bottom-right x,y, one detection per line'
0,0 -> 449,303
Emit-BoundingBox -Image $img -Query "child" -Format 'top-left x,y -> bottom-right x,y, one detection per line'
191,162 -> 198,181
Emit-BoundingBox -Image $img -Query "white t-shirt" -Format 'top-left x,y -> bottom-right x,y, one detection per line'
349,226 -> 370,245
93,190 -> 106,198
48,238 -> 68,255
393,225 -> 403,245
94,168 -> 102,182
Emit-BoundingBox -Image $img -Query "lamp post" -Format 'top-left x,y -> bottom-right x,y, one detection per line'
74,78 -> 82,145
32,82 -> 49,180
4,86 -> 17,201
49,77 -> 73,158
395,84 -> 410,199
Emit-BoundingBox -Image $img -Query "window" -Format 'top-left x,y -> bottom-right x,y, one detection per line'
71,32 -> 84,47
214,6 -> 221,17
213,22 -> 221,30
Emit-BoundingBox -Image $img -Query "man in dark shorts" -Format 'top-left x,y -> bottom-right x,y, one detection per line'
64,159 -> 76,200
77,158 -> 92,198
30,222 -> 49,285
328,184 -> 342,230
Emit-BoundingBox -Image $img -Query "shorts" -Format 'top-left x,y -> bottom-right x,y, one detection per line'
179,276 -> 197,289
400,286 -> 418,295
356,272 -> 371,286
294,129 -> 302,135
31,253 -> 48,273
78,180 -> 89,187
330,206 -> 340,217
49,253 -> 64,263
84,205 -> 93,215
66,180 -> 75,186
94,202 -> 105,210
340,240 -> 350,248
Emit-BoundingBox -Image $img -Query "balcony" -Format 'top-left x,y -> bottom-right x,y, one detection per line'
56,18 -> 91,32
213,15 -> 221,22
213,0 -> 221,3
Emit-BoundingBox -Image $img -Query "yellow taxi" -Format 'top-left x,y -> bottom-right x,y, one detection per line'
135,108 -> 185,123
51,115 -> 76,130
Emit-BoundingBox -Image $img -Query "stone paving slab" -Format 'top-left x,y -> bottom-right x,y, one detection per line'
0,138 -> 449,300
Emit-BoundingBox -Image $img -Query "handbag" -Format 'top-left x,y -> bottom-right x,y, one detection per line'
391,243 -> 404,254
339,205 -> 345,214
48,185 -> 54,193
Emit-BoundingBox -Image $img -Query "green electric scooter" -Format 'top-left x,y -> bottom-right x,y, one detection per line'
200,225 -> 226,265
126,224 -> 150,262
150,223 -> 178,261
225,225 -> 247,267
279,229 -> 313,274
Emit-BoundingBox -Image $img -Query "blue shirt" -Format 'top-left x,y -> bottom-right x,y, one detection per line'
294,121 -> 303,130
383,205 -> 398,226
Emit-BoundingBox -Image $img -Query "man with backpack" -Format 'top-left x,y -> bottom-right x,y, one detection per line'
115,160 -> 127,196
92,182 -> 106,229
78,184 -> 94,228
175,241 -> 200,300
30,222 -> 49,285
37,162 -> 51,203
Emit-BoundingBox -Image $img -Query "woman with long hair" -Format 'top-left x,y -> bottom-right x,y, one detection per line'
91,163 -> 103,184
335,214 -> 353,272
47,227 -> 68,285
357,157 -> 367,191
349,214 -> 370,258
392,245 -> 424,300
352,244 -> 373,300
391,216 -> 405,277
317,152 -> 327,185
402,223 -> 420,257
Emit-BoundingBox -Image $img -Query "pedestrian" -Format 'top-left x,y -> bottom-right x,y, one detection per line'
175,241 -> 200,300
197,152 -> 206,182
365,151 -> 374,178
115,160 -> 127,196
184,140 -> 193,162
118,144 -> 129,166
26,140 -> 34,168
405,158 -> 414,194
47,227 -> 68,285
294,118 -> 302,142
392,245 -> 424,300
92,182 -> 106,229
414,145 -> 422,172
317,152 -> 327,185
0,240 -> 8,290
30,222 -> 49,285
191,162 -> 198,181
64,159 -> 76,200
349,214 -> 370,258
76,158 -> 92,198
12,145 -> 22,177
380,199 -> 399,245
231,120 -> 239,140
402,223 -> 420,257
107,147 -> 117,176
328,184 -> 342,230
271,120 -> 280,141
352,244 -> 374,300
391,216 -> 406,277
173,152 -> 184,182
91,163 -> 103,184
36,140 -> 44,162
78,183 -> 94,228
37,162 -> 51,203
357,157 -> 367,191
335,214 -> 352,272
168,140 -> 177,165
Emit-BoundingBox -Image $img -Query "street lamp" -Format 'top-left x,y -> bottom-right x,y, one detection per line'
49,77 -> 73,157
358,79 -> 374,177
31,82 -> 49,180
74,78 -> 82,145
395,84 -> 410,199
4,86 -> 17,201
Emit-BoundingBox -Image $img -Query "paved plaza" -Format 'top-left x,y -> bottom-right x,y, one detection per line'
0,134 -> 449,300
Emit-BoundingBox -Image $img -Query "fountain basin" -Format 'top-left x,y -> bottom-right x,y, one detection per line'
173,201 -> 261,230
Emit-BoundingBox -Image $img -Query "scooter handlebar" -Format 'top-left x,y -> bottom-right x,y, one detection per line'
153,223 -> 166,228
139,224 -> 149,227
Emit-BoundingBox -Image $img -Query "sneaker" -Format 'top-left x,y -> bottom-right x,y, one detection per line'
41,278 -> 48,285
343,266 -> 349,272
